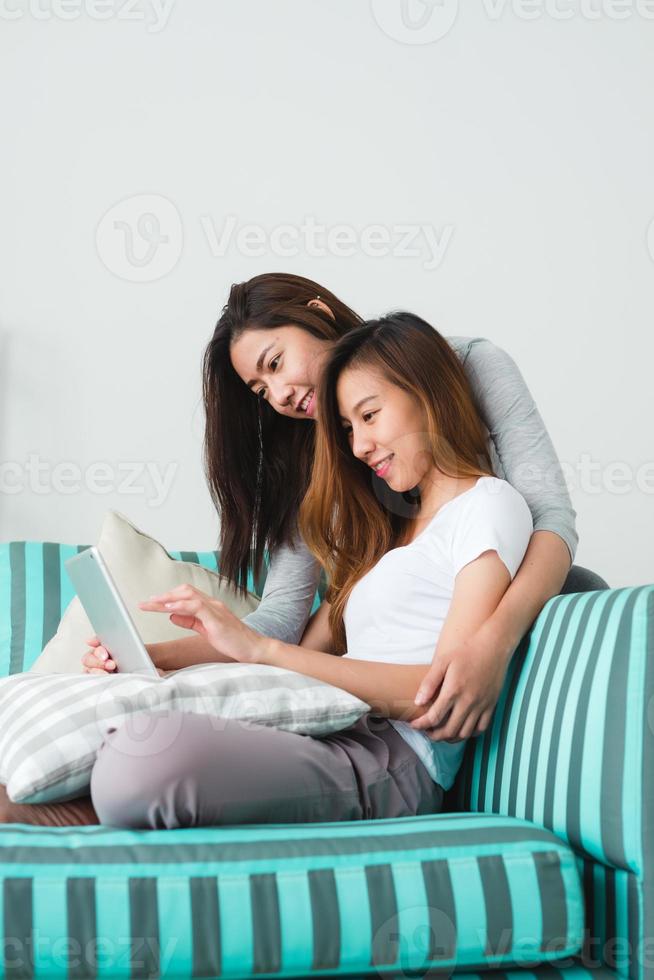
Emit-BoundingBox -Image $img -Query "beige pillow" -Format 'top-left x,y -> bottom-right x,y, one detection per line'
30,510 -> 260,674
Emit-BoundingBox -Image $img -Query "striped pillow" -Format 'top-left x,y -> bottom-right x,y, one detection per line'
0,663 -> 369,804
0,813 -> 584,975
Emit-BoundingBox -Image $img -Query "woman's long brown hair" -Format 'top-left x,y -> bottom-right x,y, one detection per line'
202,273 -> 362,594
299,311 -> 494,653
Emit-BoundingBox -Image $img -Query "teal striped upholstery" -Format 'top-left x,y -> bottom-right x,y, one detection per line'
451,586 -> 654,980
0,815 -> 583,977
2,541 -> 650,979
0,542 -> 325,677
399,968 -> 619,980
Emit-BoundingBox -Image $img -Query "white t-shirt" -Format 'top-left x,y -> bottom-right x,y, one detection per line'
342,476 -> 533,790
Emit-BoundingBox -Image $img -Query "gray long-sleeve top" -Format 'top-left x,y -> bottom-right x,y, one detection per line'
241,336 -> 577,645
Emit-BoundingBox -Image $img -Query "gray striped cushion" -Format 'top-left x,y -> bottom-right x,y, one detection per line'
0,663 -> 369,803
0,813 -> 583,976
452,585 -> 654,980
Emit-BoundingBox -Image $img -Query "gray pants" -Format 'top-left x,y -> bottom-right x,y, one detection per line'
89,711 -> 445,829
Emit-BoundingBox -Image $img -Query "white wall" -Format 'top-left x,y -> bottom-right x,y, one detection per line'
0,0 -> 652,587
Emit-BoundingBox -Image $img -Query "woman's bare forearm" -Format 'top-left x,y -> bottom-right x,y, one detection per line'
147,633 -> 237,670
478,530 -> 571,659
260,637 -> 428,722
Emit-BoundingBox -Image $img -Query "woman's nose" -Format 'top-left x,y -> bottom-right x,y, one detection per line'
268,377 -> 295,410
351,429 -> 375,461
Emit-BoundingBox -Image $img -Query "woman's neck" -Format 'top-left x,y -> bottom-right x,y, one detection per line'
398,474 -> 482,546
419,473 -> 480,516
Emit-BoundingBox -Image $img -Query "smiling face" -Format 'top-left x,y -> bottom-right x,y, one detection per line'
229,325 -> 331,420
337,365 -> 435,493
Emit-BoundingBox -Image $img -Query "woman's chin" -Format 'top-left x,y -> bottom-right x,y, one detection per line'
384,474 -> 408,492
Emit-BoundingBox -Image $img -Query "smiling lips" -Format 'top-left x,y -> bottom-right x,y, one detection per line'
371,453 -> 394,476
296,389 -> 315,415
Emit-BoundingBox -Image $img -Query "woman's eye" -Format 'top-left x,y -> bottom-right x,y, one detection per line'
257,388 -> 267,400
269,356 -> 280,372
363,411 -> 377,423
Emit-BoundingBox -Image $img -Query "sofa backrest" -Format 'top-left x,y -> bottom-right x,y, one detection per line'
0,541 -> 327,676
451,585 -> 654,980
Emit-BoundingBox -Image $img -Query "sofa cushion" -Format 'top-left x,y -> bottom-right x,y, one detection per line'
0,664 -> 370,804
0,812 -> 583,976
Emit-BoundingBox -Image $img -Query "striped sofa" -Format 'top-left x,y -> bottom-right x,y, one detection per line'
0,541 -> 651,980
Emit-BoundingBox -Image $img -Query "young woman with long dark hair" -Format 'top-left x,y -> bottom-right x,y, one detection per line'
86,312 -> 534,826
129,272 -> 591,738
0,275 -> 603,826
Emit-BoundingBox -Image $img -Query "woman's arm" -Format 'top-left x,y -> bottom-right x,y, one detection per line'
240,526 -> 322,644
299,600 -> 339,654
138,552 -> 512,720
456,336 -> 577,562
146,634 -> 237,671
412,339 -> 577,737
413,529 -> 571,732
152,590 -> 337,673
474,529 -> 570,660
263,643 -> 428,722
259,551 -> 512,723
139,583 -> 426,712
143,527 -> 322,671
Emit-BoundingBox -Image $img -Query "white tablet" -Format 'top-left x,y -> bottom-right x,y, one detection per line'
65,547 -> 159,677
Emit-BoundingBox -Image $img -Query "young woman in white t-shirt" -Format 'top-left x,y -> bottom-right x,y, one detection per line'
83,311 -> 534,829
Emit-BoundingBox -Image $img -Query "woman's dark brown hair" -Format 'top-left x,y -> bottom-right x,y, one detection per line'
299,311 -> 494,653
202,273 -> 362,594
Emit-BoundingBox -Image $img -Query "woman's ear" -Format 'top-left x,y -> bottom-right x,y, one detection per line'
307,298 -> 336,321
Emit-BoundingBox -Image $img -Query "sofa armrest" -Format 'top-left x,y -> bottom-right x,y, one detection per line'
453,585 -> 654,979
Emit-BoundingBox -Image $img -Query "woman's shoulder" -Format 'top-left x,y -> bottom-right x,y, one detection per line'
417,477 -> 531,543
445,477 -> 533,580
461,476 -> 533,527
446,335 -> 489,361
472,474 -> 522,498
446,336 -> 520,387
